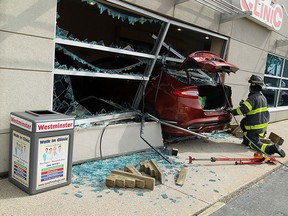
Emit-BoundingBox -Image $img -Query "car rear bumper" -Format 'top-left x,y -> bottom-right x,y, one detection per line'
161,117 -> 231,136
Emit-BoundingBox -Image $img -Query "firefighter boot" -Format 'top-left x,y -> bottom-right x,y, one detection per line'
270,144 -> 286,157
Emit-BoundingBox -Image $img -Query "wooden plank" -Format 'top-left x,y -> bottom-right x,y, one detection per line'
176,169 -> 188,186
150,160 -> 164,184
140,160 -> 164,184
106,174 -> 142,189
124,165 -> 142,176
111,170 -> 155,190
140,161 -> 150,174
124,178 -> 136,188
106,175 -> 116,187
135,179 -> 145,189
115,178 -> 125,188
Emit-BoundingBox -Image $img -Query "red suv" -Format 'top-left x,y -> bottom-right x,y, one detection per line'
145,51 -> 239,137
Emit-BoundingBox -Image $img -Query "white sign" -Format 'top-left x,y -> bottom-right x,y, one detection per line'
11,130 -> 30,187
239,0 -> 283,30
36,120 -> 74,132
10,115 -> 33,132
36,135 -> 69,190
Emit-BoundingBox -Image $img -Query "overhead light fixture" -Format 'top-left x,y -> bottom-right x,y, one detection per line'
205,36 -> 210,40
88,1 -> 96,5
177,28 -> 182,31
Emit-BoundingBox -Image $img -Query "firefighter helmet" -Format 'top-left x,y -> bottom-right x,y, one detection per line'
248,75 -> 264,87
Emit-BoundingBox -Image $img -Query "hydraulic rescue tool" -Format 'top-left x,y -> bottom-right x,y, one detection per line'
188,152 -> 277,165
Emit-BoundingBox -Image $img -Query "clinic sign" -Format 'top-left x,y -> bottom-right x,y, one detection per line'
239,0 -> 283,31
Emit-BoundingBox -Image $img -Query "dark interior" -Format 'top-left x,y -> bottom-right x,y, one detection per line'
198,85 -> 231,110
70,76 -> 141,114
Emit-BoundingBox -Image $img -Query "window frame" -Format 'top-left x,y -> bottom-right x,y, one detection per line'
264,53 -> 288,108
53,0 -> 230,126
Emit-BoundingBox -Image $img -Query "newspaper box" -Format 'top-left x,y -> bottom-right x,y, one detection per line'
9,110 -> 74,195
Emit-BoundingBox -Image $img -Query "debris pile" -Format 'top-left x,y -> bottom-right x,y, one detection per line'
104,156 -> 190,191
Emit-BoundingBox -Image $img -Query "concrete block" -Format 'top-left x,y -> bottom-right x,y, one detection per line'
230,18 -> 271,50
0,133 -> 9,175
73,122 -> 163,163
123,0 -> 174,16
0,0 -> 57,38
0,69 -> 53,130
227,39 -> 267,74
0,31 -> 54,71
269,132 -> 284,145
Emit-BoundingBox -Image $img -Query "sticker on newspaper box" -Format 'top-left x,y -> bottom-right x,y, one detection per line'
11,130 -> 30,187
36,135 -> 69,190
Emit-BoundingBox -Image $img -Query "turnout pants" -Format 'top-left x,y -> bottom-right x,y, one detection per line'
240,121 -> 272,154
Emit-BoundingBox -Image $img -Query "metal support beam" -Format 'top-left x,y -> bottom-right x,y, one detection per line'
220,11 -> 252,23
275,39 -> 288,48
193,0 -> 251,22
152,34 -> 185,60
145,113 -> 208,139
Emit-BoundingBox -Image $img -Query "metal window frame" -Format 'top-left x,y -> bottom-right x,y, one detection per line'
264,53 -> 288,108
174,0 -> 251,23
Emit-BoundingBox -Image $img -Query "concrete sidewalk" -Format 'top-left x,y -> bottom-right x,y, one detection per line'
1,120 -> 288,216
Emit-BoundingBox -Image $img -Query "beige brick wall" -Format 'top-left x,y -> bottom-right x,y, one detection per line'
0,1 -> 57,173
0,0 -> 57,131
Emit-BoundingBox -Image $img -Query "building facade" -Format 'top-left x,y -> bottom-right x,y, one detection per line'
1,0 -> 288,173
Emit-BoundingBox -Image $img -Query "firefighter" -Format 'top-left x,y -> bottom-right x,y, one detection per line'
229,75 -> 285,157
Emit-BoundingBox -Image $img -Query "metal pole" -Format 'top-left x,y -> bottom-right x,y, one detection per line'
144,113 -> 208,139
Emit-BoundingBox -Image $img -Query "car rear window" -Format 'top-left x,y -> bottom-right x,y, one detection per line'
167,68 -> 217,86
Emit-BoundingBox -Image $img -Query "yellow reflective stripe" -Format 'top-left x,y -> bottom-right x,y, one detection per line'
236,107 -> 243,115
261,144 -> 267,152
247,107 -> 268,115
259,132 -> 265,137
248,142 -> 254,150
244,123 -> 269,130
243,101 -> 252,111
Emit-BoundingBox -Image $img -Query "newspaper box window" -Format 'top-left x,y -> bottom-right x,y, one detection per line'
9,110 -> 74,195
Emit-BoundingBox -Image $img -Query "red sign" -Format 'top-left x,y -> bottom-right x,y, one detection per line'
36,120 -> 74,132
240,0 -> 283,30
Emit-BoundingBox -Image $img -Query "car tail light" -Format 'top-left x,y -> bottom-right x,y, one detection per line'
172,89 -> 199,99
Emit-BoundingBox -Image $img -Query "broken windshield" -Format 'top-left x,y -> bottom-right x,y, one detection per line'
167,68 -> 217,86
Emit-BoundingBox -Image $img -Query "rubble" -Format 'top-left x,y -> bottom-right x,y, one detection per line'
140,160 -> 165,184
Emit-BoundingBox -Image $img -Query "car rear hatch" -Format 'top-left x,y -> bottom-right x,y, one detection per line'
174,51 -> 238,113
178,51 -> 239,73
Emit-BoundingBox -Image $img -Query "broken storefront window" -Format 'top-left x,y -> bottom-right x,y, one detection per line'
54,0 -> 226,127
54,0 -> 164,125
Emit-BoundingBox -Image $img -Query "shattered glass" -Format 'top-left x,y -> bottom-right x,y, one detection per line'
55,44 -> 149,76
53,74 -> 139,127
53,75 -> 90,117
71,148 -> 185,192
166,68 -> 217,86
56,25 -> 155,55
56,0 -> 163,54
80,0 -> 161,25
54,0 -> 162,125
